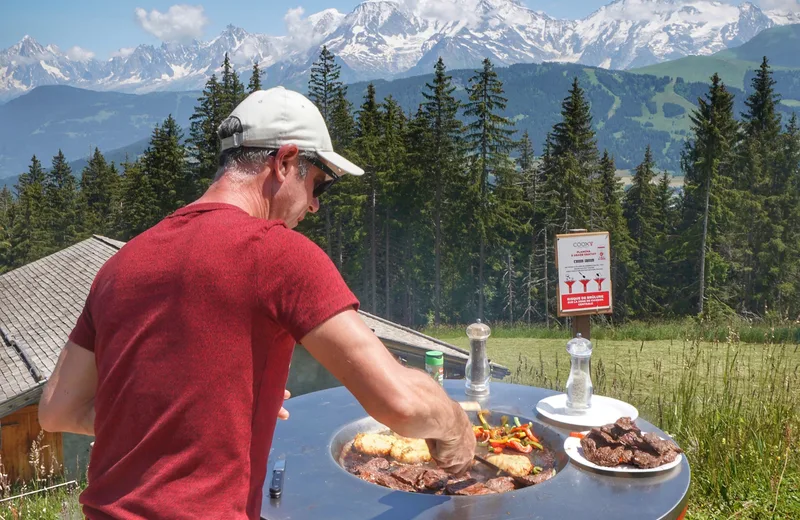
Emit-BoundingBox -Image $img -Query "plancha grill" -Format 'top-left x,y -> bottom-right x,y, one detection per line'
261,382 -> 690,520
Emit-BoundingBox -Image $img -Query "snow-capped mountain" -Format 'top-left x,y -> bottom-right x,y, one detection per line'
569,0 -> 776,69
0,0 -> 794,100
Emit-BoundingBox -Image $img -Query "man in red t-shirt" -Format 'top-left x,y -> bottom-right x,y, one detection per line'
38,87 -> 475,519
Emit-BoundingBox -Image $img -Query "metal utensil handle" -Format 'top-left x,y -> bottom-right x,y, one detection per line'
269,461 -> 285,499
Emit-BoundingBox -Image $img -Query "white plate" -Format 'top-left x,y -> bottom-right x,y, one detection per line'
564,432 -> 683,474
535,394 -> 638,429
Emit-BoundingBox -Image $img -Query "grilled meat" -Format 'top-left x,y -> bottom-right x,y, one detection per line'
580,417 -> 683,469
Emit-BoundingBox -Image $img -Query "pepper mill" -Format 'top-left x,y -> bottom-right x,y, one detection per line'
465,319 -> 491,397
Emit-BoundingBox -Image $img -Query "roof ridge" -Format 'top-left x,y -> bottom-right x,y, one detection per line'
92,235 -> 125,250
0,325 -> 43,384
357,310 -> 470,356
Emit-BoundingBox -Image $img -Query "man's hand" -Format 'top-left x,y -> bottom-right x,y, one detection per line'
278,389 -> 291,420
301,309 -> 477,474
425,402 -> 476,475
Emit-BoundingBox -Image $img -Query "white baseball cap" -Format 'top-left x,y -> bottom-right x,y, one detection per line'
218,86 -> 364,177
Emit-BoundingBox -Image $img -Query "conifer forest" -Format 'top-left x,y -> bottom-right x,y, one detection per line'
2,49 -> 799,328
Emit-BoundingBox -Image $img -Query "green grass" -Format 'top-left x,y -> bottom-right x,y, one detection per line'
428,327 -> 800,519
424,318 -> 800,344
631,55 -> 759,91
632,79 -> 696,134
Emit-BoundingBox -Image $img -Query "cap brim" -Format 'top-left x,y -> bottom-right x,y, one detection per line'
317,150 -> 365,177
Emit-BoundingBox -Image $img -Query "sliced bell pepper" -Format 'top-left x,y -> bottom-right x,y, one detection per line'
523,426 -> 540,443
508,438 -> 533,453
478,411 -> 491,430
569,432 -> 585,439
530,441 -> 544,450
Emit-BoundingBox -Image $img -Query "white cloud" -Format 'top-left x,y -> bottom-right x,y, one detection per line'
66,46 -> 95,61
759,0 -> 799,11
134,4 -> 209,43
399,0 -> 482,28
283,7 -> 325,52
111,47 -> 136,59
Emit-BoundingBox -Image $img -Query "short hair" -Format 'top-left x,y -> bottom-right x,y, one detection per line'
215,115 -> 311,182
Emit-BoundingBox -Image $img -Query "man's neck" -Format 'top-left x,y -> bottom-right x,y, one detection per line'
191,178 -> 270,219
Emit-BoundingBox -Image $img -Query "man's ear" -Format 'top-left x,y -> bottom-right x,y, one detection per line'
274,144 -> 300,182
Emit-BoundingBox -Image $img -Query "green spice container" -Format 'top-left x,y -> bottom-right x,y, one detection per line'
425,350 -> 444,386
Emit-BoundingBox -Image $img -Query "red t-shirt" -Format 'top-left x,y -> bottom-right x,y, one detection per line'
69,202 -> 359,520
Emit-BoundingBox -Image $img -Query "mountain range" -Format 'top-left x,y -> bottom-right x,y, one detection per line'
2,0 -> 799,101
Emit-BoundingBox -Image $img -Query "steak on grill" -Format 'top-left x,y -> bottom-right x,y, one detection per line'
446,478 -> 497,496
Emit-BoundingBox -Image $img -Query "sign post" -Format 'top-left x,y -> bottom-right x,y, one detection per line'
555,230 -> 613,339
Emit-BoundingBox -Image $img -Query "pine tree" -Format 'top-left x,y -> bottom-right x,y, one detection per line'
115,158 -> 158,239
79,148 -> 119,237
141,115 -> 191,219
739,57 -> 784,313
378,96 -> 407,320
11,156 -> 51,265
542,77 -> 597,232
353,84 -> 383,313
188,74 -> 223,192
519,132 -> 545,324
0,187 -> 13,272
308,46 -> 344,125
248,61 -> 262,93
679,73 -> 739,316
597,151 -> 634,319
45,150 -> 79,249
623,146 -> 661,317
220,53 -> 246,117
464,58 -> 516,319
421,58 -> 463,325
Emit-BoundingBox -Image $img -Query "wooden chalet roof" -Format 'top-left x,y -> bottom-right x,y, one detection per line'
0,235 -> 507,416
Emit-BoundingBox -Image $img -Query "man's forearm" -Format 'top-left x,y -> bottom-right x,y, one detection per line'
46,400 -> 95,436
369,367 -> 470,442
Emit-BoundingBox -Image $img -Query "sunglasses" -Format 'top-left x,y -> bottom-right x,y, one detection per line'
268,149 -> 341,198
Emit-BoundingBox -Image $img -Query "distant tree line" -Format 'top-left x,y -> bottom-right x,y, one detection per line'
1,50 -> 798,328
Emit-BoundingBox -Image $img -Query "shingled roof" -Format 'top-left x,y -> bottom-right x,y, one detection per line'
0,235 -> 508,417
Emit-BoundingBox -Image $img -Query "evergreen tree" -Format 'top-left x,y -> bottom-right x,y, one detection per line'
679,74 -> 739,316
45,150 -> 79,249
115,158 -> 158,239
141,115 -> 191,219
220,53 -> 246,117
354,84 -> 383,312
463,58 -> 516,319
376,96 -> 407,320
542,77 -> 597,232
623,146 -> 661,317
739,57 -> 784,312
308,46 -> 344,125
248,61 -> 262,93
0,187 -> 13,272
11,156 -> 51,265
597,151 -> 634,319
421,58 -> 463,325
79,148 -> 119,237
188,74 -> 223,192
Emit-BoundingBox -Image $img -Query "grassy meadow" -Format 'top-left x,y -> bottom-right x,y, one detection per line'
2,321 -> 798,519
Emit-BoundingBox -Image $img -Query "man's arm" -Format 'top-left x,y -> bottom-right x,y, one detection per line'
300,309 -> 475,474
38,340 -> 97,436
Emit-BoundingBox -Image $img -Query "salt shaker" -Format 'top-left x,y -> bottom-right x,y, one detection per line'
565,332 -> 594,414
465,319 -> 491,397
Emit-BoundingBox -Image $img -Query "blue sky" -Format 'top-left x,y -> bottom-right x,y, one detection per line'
0,0 -> 616,60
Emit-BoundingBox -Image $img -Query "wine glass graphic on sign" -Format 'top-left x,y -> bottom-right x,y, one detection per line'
579,273 -> 590,293
594,273 -> 605,291
565,275 -> 575,294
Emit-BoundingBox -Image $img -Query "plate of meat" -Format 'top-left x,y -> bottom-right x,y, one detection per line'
563,417 -> 683,474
